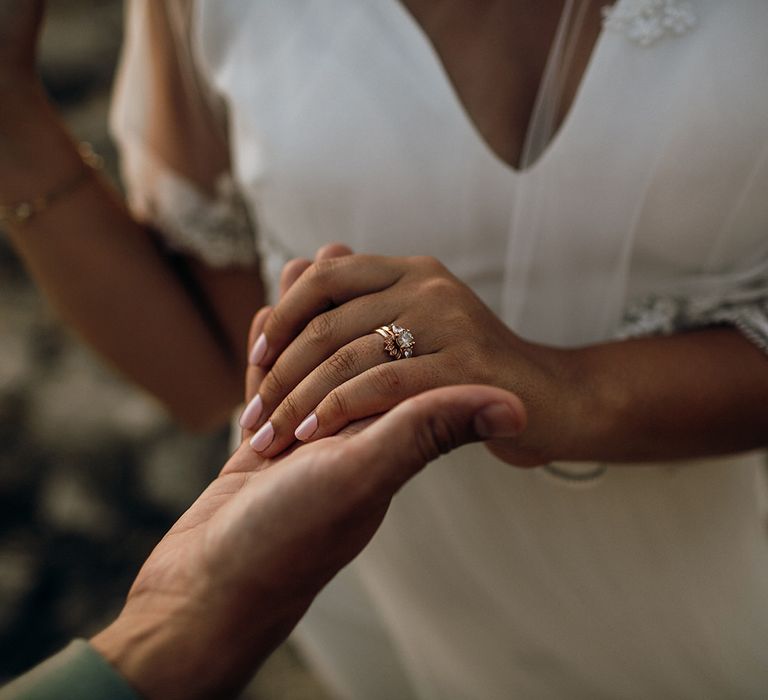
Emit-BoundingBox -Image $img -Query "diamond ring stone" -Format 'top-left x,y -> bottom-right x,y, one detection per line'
374,324 -> 416,360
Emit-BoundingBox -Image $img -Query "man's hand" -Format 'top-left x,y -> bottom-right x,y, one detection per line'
91,384 -> 524,700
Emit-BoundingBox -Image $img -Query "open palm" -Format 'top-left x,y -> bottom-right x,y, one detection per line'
124,431 -> 387,686
93,383 -> 523,699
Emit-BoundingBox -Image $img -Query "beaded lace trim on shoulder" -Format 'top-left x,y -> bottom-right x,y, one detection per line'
602,0 -> 697,47
129,170 -> 258,269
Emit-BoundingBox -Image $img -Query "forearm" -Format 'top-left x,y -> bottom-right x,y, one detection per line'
540,327 -> 768,463
2,85 -> 260,428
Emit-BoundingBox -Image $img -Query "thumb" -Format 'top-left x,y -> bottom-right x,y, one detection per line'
347,385 -> 526,495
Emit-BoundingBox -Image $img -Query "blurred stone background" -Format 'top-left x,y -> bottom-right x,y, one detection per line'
0,1 -> 328,697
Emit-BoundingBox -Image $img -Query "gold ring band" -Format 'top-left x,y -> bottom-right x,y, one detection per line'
374,324 -> 415,360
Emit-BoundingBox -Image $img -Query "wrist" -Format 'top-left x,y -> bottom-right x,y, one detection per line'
545,344 -> 629,462
91,614 -> 186,700
91,611 -> 243,700
90,593 -> 295,700
505,338 -> 609,463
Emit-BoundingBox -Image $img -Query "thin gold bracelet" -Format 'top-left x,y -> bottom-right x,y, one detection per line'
0,142 -> 104,227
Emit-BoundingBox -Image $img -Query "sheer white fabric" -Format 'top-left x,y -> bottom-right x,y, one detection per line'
500,1 -> 768,351
510,0 -> 768,350
116,142 -> 257,267
110,0 -> 257,267
112,1 -> 768,697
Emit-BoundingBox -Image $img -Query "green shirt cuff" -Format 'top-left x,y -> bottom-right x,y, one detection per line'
0,639 -> 139,700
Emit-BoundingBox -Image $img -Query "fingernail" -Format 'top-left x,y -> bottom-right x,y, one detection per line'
474,403 -> 521,439
295,413 -> 318,441
250,420 -> 274,452
239,394 -> 263,429
249,333 -> 268,365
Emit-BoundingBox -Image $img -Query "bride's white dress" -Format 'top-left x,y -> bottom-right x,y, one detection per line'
111,1 -> 768,697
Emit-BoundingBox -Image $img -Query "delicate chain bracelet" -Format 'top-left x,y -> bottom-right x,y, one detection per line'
0,142 -> 104,227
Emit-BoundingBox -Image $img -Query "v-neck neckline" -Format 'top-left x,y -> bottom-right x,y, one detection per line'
390,1 -> 613,176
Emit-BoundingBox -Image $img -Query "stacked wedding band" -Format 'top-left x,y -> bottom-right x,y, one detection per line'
375,324 -> 416,360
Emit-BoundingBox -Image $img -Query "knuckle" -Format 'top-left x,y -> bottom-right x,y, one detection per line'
279,392 -> 303,423
412,255 -> 444,273
414,412 -> 462,464
310,257 -> 341,286
316,242 -> 351,260
265,304 -> 288,336
282,257 -> 305,277
420,275 -> 457,300
325,388 -> 351,419
306,311 -> 335,348
261,364 -> 289,399
369,363 -> 402,396
325,345 -> 359,379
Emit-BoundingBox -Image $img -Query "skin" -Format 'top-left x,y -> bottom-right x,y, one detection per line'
243,254 -> 768,466
6,249 -> 526,698
235,2 -> 768,467
2,0 -> 767,454
2,1 -> 767,693
0,0 -> 617,432
89,376 -> 525,700
0,1 -> 260,430
400,0 -> 604,170
0,0 -> 602,430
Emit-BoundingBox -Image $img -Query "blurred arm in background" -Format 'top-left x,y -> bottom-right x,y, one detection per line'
0,0 -> 262,430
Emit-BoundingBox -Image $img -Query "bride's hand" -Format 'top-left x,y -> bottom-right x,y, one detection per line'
242,253 -> 581,466
241,243 -> 355,439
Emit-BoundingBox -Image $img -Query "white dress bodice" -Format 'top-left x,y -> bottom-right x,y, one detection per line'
111,1 -> 768,697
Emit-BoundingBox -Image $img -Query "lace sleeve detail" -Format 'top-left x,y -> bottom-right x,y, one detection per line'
617,283 -> 768,352
125,153 -> 258,268
110,0 -> 258,269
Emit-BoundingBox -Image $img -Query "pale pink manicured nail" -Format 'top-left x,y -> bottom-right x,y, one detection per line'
295,413 -> 318,441
249,333 -> 268,365
250,420 -> 274,452
239,394 -> 263,429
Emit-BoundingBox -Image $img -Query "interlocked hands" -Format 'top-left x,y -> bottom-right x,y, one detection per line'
242,245 -> 578,467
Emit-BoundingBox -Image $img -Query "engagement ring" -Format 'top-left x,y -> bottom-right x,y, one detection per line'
374,324 -> 415,360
